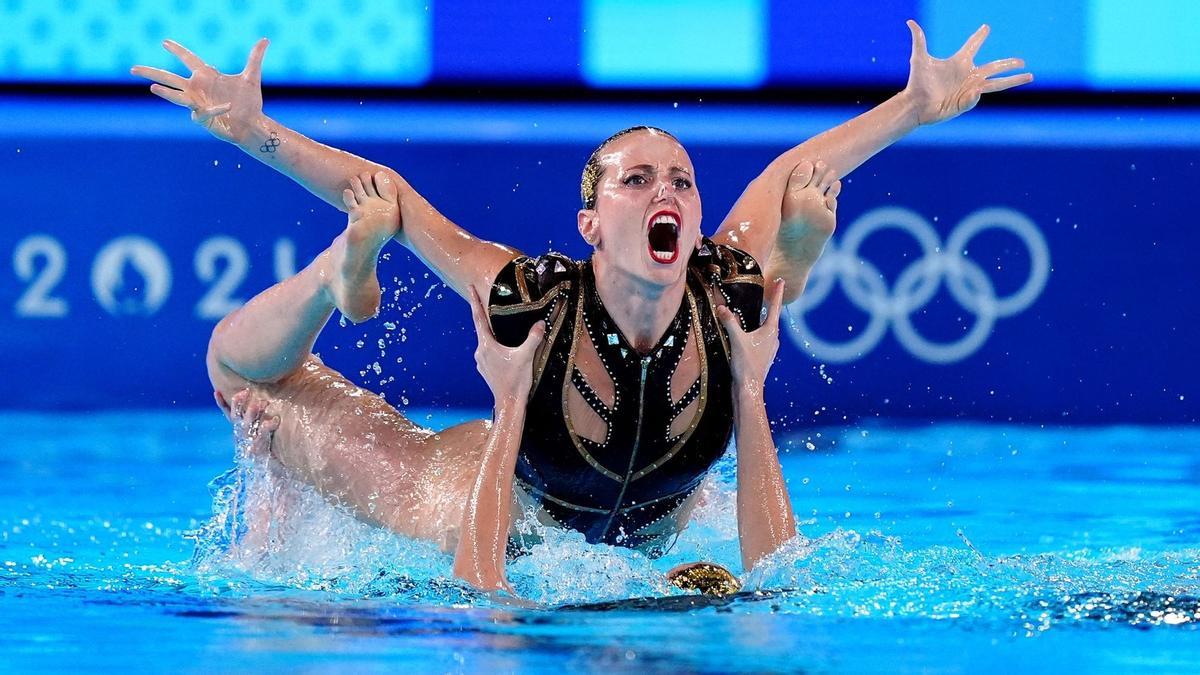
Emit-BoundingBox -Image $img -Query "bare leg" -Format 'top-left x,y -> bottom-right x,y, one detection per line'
329,171 -> 402,323
206,170 -> 400,392
205,173 -> 489,549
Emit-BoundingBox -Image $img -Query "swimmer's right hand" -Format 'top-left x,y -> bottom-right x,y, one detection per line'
131,39 -> 269,145
467,285 -> 546,405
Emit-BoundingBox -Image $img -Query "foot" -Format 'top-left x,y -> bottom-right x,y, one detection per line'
769,160 -> 841,302
328,170 -> 401,323
783,159 -> 839,238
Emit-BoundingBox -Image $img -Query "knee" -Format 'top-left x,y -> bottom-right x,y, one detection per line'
206,326 -> 251,404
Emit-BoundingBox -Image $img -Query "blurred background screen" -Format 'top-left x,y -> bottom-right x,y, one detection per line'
1,0 -> 1198,91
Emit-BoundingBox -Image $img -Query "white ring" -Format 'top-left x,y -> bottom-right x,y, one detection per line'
784,206 -> 1050,364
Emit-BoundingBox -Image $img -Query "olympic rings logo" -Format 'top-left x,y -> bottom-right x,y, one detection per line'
784,206 -> 1050,364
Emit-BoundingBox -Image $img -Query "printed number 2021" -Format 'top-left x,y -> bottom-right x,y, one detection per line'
12,234 -> 298,320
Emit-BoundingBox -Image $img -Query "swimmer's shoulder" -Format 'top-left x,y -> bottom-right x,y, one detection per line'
691,237 -> 766,331
488,251 -> 578,346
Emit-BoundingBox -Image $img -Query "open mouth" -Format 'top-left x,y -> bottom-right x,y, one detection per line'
647,210 -> 680,264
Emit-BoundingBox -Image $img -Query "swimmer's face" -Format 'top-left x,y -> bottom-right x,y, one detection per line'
578,130 -> 702,287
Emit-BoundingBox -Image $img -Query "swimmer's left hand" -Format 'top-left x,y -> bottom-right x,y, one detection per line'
717,278 -> 785,390
902,20 -> 1034,126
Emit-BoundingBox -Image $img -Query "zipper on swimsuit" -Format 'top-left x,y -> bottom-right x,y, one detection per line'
599,354 -> 651,541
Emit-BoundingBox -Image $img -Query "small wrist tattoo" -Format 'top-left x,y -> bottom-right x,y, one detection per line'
259,130 -> 281,154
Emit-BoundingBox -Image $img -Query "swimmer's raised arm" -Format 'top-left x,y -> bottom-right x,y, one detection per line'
453,286 -> 546,595
716,279 -> 798,571
712,20 -> 1032,303
132,39 -> 519,299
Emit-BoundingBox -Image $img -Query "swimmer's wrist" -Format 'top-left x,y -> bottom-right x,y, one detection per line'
733,377 -> 766,403
893,87 -> 925,129
492,391 -> 530,416
234,113 -> 275,150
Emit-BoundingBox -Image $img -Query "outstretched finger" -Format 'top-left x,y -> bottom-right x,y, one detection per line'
130,65 -> 186,90
149,83 -> 191,108
193,103 -> 231,123
957,24 -> 990,61
906,19 -> 928,60
981,72 -> 1034,94
243,38 -> 268,82
163,39 -> 205,71
978,57 -> 1025,79
467,285 -> 495,341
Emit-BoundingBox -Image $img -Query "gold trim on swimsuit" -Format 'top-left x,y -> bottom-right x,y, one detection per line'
514,263 -> 532,302
488,284 -> 564,316
562,281 -> 622,482
530,284 -> 570,394
515,477 -> 610,514
721,272 -> 765,286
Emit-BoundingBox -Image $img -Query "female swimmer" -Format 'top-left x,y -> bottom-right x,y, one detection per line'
132,21 -> 1030,593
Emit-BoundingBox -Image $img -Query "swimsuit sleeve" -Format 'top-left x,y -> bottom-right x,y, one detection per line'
487,252 -> 577,348
703,239 -> 766,332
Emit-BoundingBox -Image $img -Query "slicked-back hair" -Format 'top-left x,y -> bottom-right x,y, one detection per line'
580,126 -> 680,210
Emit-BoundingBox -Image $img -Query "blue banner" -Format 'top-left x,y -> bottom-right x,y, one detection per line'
1,99 -> 1196,425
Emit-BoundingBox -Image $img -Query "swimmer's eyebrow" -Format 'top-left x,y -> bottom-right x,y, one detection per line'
624,163 -> 692,175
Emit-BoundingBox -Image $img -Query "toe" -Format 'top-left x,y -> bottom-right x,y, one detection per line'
375,171 -> 398,201
817,164 -> 835,192
788,160 -> 815,191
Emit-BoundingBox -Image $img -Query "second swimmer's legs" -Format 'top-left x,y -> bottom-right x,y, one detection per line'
330,171 -> 402,323
205,180 -> 494,549
207,170 -> 399,390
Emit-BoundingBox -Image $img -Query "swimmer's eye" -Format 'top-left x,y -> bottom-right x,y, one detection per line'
622,174 -> 648,186
673,177 -> 693,190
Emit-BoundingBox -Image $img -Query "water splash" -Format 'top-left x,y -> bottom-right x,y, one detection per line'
180,444 -> 1200,628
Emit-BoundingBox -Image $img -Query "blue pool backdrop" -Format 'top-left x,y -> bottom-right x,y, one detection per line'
0,99 -> 1196,425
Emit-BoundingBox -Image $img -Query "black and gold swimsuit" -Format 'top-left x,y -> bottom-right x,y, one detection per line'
488,237 -> 763,553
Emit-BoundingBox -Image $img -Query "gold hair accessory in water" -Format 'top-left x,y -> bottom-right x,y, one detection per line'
666,562 -> 741,598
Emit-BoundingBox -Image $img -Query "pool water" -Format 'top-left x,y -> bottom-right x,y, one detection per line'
1,410 -> 1197,672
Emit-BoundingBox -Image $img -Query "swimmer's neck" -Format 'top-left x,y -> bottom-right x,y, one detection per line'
592,259 -> 686,354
